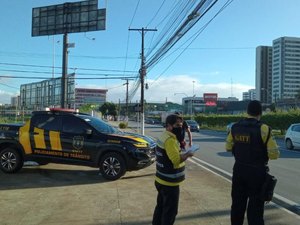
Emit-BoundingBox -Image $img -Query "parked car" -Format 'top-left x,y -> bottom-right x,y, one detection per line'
185,120 -> 200,132
285,123 -> 300,150
226,122 -> 236,134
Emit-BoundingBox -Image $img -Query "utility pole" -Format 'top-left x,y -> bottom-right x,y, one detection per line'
125,79 -> 129,119
61,33 -> 68,108
129,27 -> 157,135
123,78 -> 132,120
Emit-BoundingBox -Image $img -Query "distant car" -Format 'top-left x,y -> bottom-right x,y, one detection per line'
285,123 -> 300,150
145,118 -> 155,124
185,120 -> 200,132
152,118 -> 161,125
226,122 -> 236,134
145,118 -> 161,125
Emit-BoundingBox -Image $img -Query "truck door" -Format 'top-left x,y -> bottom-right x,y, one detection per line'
30,114 -> 63,157
60,115 -> 97,161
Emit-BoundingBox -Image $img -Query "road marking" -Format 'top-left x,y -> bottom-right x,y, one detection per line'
188,156 -> 300,218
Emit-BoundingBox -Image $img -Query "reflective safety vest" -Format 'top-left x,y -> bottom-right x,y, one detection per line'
231,118 -> 269,166
155,145 -> 185,184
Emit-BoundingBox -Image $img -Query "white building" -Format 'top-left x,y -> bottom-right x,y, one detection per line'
272,37 -> 300,102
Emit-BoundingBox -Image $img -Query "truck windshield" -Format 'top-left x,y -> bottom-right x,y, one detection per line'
78,115 -> 119,134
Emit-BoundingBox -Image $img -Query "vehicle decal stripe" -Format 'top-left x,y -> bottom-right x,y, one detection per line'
111,134 -> 147,143
34,127 -> 46,149
49,131 -> 62,151
19,121 -> 32,154
44,130 -> 51,150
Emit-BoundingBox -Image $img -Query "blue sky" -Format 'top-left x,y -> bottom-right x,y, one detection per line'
0,0 -> 300,104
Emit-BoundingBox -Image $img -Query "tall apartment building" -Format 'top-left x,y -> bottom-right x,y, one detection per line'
256,37 -> 300,105
272,37 -> 300,101
242,89 -> 256,101
256,46 -> 272,104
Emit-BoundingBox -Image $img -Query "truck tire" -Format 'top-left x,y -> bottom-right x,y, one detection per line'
99,152 -> 126,180
0,148 -> 23,173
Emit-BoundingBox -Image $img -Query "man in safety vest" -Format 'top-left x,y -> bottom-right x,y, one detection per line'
152,114 -> 194,225
226,100 -> 280,225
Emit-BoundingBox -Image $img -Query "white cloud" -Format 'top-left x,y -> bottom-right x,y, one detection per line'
0,75 -> 254,105
103,75 -> 254,104
0,90 -> 15,104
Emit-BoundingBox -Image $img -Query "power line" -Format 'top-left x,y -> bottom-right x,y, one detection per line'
146,0 -> 167,27
0,75 -> 138,80
149,0 -> 234,86
0,82 -> 19,90
146,0 -> 219,69
0,62 -> 136,73
129,0 -> 141,27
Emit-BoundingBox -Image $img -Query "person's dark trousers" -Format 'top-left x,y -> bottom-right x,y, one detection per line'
231,163 -> 266,225
152,181 -> 180,225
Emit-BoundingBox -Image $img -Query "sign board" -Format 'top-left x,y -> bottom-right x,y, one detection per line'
203,93 -> 218,106
32,0 -> 106,36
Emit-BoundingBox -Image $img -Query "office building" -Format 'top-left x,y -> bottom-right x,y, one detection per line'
75,88 -> 107,108
20,75 -> 75,110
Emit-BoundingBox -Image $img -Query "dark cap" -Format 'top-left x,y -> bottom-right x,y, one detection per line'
247,100 -> 262,116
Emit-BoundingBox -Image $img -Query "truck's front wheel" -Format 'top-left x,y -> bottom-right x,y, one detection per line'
99,152 -> 126,180
0,148 -> 23,173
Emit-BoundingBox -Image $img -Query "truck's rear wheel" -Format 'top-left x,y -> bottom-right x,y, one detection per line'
99,152 -> 126,180
0,148 -> 23,173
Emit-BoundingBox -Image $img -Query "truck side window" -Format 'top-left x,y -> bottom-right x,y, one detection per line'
32,115 -> 62,131
62,116 -> 89,134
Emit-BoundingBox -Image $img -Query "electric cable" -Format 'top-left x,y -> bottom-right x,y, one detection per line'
149,0 -> 234,87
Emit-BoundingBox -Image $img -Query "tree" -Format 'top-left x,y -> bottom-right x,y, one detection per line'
79,104 -> 95,113
99,102 -> 118,117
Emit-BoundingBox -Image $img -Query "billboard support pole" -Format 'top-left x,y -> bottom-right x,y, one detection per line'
61,33 -> 68,108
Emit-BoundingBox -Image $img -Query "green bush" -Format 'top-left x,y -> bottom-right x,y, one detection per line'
193,108 -> 300,133
118,122 -> 128,129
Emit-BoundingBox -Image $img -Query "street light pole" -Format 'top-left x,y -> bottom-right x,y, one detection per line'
174,92 -> 189,115
192,80 -> 195,95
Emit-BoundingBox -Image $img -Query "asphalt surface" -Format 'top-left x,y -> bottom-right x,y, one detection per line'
0,122 -> 300,225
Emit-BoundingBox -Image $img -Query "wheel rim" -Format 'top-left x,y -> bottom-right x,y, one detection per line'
1,151 -> 17,171
102,157 -> 121,177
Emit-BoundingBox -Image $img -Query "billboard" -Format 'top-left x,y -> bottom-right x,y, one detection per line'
32,0 -> 106,36
203,93 -> 218,106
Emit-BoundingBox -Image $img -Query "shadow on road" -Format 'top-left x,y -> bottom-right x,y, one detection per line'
0,166 -> 107,190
